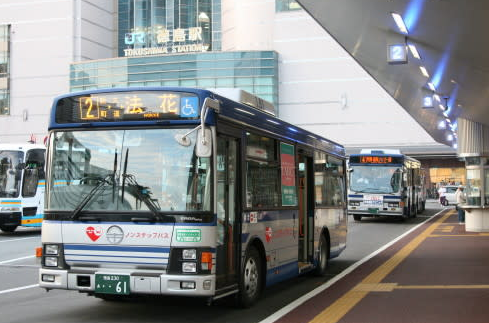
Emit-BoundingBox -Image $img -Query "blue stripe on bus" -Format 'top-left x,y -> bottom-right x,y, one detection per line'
64,253 -> 168,260
348,194 -> 363,198
42,220 -> 214,226
265,261 -> 299,287
64,244 -> 170,253
383,196 -> 402,199
64,259 -> 166,266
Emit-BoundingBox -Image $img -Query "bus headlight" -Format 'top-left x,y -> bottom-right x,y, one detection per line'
349,201 -> 360,206
182,249 -> 197,260
44,256 -> 58,267
45,244 -> 59,255
0,207 -> 20,212
182,262 -> 197,273
388,202 -> 399,208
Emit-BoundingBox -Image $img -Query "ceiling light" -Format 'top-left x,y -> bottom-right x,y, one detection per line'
391,13 -> 408,34
428,82 -> 436,91
433,94 -> 441,102
408,44 -> 421,59
447,134 -> 453,141
437,120 -> 446,129
419,66 -> 430,77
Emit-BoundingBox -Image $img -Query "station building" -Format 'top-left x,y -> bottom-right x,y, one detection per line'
0,0 -> 459,184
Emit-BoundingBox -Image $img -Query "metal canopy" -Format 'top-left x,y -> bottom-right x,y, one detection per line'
296,0 -> 488,147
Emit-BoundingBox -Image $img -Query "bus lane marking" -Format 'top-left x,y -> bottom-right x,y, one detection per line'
308,210 -> 453,323
0,284 -> 38,295
0,255 -> 35,265
259,209 -> 447,323
0,237 -> 39,243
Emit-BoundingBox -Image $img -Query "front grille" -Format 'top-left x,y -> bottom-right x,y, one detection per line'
23,207 -> 38,216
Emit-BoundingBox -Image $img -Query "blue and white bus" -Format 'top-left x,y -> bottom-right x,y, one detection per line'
347,149 -> 426,221
0,143 -> 46,232
39,87 -> 347,307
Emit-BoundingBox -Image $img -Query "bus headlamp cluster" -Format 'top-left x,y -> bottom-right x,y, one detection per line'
349,201 -> 360,206
387,202 -> 399,208
0,207 -> 20,212
43,244 -> 61,268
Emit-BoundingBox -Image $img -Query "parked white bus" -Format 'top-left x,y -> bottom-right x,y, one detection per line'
347,149 -> 426,221
39,87 -> 347,307
0,143 -> 46,232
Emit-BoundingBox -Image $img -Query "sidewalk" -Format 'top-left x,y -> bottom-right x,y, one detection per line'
273,209 -> 489,323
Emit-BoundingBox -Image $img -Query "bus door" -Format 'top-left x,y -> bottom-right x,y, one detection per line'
298,151 -> 314,267
216,135 -> 240,289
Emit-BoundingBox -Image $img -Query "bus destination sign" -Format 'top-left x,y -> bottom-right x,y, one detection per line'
55,91 -> 200,123
349,155 -> 403,164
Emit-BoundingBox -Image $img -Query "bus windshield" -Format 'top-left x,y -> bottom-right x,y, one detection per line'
349,165 -> 401,194
48,129 -> 211,213
0,150 -> 24,198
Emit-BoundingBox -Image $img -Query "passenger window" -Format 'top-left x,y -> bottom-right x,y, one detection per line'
314,152 -> 345,207
245,133 -> 280,208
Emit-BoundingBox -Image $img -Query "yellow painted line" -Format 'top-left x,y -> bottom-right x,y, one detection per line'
430,233 -> 489,237
308,211 -> 454,323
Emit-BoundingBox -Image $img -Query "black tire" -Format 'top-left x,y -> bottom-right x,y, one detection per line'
0,225 -> 17,233
315,235 -> 329,276
353,214 -> 362,222
237,246 -> 262,308
412,201 -> 418,218
443,199 -> 449,206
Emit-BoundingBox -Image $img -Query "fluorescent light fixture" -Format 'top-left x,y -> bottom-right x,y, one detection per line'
288,127 -> 298,133
266,119 -> 280,125
438,104 -> 445,111
391,13 -> 408,34
408,44 -> 421,59
443,111 -> 449,118
433,94 -> 441,102
422,96 -> 433,108
445,118 -> 451,123
419,66 -> 430,77
437,120 -> 446,129
428,82 -> 436,91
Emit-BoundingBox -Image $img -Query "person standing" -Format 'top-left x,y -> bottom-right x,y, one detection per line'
455,185 -> 466,224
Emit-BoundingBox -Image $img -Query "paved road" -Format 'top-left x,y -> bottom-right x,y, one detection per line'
0,201 -> 443,323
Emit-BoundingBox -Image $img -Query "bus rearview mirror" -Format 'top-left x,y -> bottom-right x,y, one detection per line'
196,128 -> 212,158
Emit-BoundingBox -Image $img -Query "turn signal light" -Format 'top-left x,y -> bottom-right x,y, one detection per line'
201,252 -> 212,270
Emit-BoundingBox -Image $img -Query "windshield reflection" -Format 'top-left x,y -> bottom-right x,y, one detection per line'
349,165 -> 401,194
48,129 -> 211,213
0,151 -> 24,198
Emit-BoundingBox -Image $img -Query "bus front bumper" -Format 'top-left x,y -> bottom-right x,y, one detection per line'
0,212 -> 21,226
39,268 -> 216,297
348,208 -> 403,217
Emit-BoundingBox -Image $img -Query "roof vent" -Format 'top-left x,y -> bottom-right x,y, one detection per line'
208,88 -> 275,116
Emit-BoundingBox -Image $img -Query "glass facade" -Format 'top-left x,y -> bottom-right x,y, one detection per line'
276,0 -> 302,12
70,51 -> 279,106
0,25 -> 10,115
118,0 -> 221,57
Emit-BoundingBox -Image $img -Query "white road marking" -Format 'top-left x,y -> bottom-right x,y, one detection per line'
0,284 -> 38,295
0,255 -> 35,264
0,237 -> 39,243
259,210 -> 446,323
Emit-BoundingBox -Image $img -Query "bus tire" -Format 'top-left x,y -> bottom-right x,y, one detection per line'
314,234 -> 329,276
0,225 -> 17,233
353,214 -> 362,222
238,246 -> 262,308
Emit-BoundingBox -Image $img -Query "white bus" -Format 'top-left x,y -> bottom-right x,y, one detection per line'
39,87 -> 347,306
347,149 -> 426,221
0,143 -> 46,232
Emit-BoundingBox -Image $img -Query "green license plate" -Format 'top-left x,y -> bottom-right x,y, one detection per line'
368,208 -> 379,214
95,274 -> 130,295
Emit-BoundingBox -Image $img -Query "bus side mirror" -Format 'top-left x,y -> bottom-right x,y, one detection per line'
196,128 -> 212,158
347,168 -> 353,173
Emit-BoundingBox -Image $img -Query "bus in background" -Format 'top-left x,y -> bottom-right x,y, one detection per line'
347,149 -> 426,222
39,87 -> 347,307
0,143 -> 46,232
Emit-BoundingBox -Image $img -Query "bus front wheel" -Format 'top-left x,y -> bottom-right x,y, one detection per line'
0,225 -> 17,233
238,246 -> 262,308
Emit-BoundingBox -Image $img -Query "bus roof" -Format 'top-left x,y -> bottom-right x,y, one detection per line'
49,87 -> 345,158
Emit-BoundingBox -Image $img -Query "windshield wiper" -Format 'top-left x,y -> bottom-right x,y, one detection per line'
122,173 -> 162,222
72,174 -> 113,220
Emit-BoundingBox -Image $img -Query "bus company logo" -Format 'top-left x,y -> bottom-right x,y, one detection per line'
106,225 -> 124,244
85,226 -> 103,241
265,227 -> 272,243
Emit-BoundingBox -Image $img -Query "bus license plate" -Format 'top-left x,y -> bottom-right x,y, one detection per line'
368,208 -> 379,214
95,274 -> 130,295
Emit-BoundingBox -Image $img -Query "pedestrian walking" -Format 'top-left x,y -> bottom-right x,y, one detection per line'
455,185 -> 466,224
